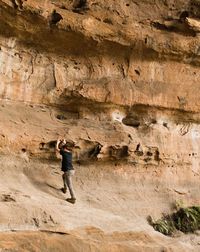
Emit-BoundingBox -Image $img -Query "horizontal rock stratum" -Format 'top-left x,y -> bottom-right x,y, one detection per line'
0,0 -> 200,251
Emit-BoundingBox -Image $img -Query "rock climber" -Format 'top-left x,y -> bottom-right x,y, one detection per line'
56,138 -> 76,204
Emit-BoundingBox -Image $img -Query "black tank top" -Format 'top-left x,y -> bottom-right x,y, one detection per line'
60,149 -> 73,171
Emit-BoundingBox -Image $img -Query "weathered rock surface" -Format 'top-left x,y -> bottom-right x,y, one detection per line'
0,0 -> 200,251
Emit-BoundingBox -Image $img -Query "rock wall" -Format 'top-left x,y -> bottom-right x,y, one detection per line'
0,0 -> 200,167
1,1 -> 200,250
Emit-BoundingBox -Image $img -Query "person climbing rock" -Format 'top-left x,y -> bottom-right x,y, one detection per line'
56,139 -> 76,204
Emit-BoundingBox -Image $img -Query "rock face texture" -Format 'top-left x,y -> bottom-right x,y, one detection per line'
1,0 -> 200,251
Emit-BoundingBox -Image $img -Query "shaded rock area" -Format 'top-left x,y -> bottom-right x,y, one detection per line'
0,0 -> 200,251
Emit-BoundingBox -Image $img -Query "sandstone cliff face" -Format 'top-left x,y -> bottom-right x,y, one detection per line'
1,0 -> 200,251
1,0 -> 200,167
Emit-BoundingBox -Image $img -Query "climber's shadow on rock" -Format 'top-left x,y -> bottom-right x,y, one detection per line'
46,183 -> 61,192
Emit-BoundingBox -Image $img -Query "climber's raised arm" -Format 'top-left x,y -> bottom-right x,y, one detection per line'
56,138 -> 66,152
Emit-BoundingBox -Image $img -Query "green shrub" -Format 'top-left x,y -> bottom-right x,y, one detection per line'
149,206 -> 200,236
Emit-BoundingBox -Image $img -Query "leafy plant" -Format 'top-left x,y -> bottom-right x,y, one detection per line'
149,206 -> 200,236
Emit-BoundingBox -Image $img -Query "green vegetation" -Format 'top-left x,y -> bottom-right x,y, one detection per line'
148,206 -> 200,236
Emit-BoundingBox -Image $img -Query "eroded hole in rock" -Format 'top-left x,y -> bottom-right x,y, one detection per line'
144,157 -> 151,162
48,141 -> 57,149
1,194 -> 16,202
39,142 -> 45,150
154,150 -> 160,161
73,140 -> 100,161
49,10 -> 63,26
152,22 -> 167,30
134,144 -> 143,156
126,3 -> 130,7
103,18 -> 113,25
152,20 -> 196,37
135,151 -> 143,156
153,21 -> 180,33
21,148 -> 26,153
56,114 -> 67,120
135,69 -> 140,76
163,122 -> 169,129
180,11 -> 189,21
109,145 -> 129,159
122,116 -> 140,128
120,146 -> 129,157
33,218 -> 40,228
150,119 -> 157,124
128,134 -> 133,140
73,0 -> 87,10
88,144 -> 102,158
146,151 -> 153,156
136,144 -> 140,151
38,141 -> 61,153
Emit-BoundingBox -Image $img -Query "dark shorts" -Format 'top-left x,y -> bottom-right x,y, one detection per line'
61,167 -> 74,172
